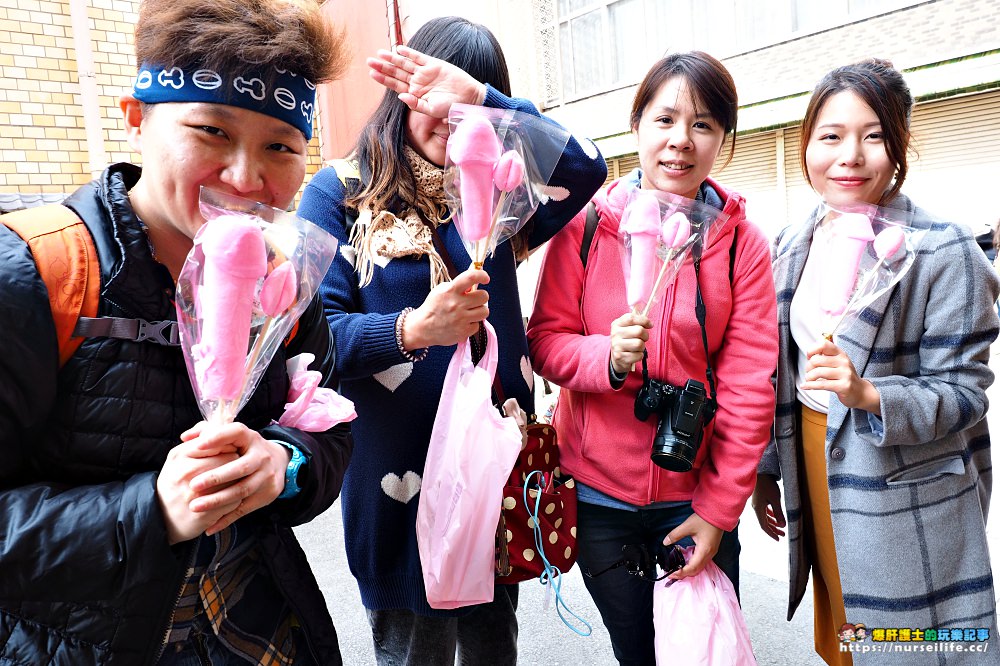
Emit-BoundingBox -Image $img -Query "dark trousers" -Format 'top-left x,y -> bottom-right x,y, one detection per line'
367,584 -> 519,666
576,501 -> 740,666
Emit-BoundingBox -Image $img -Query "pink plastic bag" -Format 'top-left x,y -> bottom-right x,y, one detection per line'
277,353 -> 356,431
416,320 -> 522,609
653,547 -> 756,665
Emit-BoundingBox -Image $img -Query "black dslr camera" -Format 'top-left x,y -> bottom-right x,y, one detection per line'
634,354 -> 712,472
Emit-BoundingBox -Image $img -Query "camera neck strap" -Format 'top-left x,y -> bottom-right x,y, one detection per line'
689,237 -> 717,420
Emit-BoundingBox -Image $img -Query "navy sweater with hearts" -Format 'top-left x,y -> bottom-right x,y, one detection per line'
297,87 -> 606,615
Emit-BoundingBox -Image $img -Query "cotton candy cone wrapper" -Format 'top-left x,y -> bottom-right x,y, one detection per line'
820,212 -> 875,317
448,114 -> 501,242
191,215 -> 267,402
621,192 -> 662,309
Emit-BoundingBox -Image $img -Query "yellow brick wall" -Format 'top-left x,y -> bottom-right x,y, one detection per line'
0,0 -> 326,196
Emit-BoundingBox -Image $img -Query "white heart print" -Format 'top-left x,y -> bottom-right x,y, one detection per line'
374,362 -> 413,392
381,471 -> 422,504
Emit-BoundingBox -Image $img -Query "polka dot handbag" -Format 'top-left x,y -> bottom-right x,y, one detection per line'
495,421 -> 578,583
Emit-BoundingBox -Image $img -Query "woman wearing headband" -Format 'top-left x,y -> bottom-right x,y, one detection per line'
0,1 -> 352,664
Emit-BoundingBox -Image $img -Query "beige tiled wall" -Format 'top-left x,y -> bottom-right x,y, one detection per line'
0,0 -> 326,196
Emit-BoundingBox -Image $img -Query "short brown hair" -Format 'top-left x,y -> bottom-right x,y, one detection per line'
629,51 -> 738,168
134,0 -> 348,85
799,59 -> 913,205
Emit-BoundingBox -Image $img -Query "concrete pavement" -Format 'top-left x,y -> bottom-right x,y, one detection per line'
295,502 -> 823,665
293,347 -> 1000,664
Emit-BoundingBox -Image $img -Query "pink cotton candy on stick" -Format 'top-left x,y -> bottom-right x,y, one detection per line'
260,261 -> 298,317
493,150 -> 524,192
661,212 -> 690,249
820,212 -> 875,317
192,215 -> 267,402
621,192 -> 662,309
873,226 -> 905,260
448,115 -> 501,243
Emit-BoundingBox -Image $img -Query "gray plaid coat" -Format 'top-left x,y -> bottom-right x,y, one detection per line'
759,193 -> 999,662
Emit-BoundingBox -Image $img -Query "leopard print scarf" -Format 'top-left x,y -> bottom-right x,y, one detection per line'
351,145 -> 451,289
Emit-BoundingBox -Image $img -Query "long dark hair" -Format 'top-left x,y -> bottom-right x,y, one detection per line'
800,59 -> 913,205
346,17 -> 511,218
630,51 -> 738,169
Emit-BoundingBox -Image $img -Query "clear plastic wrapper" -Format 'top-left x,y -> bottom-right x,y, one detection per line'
175,187 -> 339,424
619,188 -> 730,317
444,103 -> 570,268
809,201 -> 929,339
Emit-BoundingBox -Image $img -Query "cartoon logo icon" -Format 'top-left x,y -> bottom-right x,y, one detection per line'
840,623 -> 858,644
854,624 -> 868,642
158,67 -> 184,89
273,87 -> 296,111
192,69 -> 223,91
234,76 -> 266,101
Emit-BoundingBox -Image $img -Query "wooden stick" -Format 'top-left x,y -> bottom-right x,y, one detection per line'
639,250 -> 676,319
478,191 -> 509,268
822,258 -> 884,339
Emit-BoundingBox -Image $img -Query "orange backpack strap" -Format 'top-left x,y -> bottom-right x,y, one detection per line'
2,205 -> 100,367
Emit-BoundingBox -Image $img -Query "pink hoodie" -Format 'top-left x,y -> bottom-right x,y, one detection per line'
527,176 -> 777,530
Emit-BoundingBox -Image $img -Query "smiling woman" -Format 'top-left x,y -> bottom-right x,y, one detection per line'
123,102 -> 311,278
754,59 -> 1000,666
0,1 -> 355,665
526,51 -> 778,664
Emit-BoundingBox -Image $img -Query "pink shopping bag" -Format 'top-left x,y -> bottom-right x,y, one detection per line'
653,547 -> 756,665
416,320 -> 523,609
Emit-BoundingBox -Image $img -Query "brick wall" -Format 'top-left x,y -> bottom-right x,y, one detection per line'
0,0 -> 326,198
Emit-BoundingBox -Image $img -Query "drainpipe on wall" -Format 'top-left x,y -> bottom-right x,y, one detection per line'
69,0 -> 107,179
391,0 -> 403,47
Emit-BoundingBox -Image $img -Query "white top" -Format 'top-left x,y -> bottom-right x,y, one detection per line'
789,225 -> 834,413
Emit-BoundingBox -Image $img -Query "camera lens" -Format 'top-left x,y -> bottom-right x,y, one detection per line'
651,426 -> 699,472
649,379 -> 707,472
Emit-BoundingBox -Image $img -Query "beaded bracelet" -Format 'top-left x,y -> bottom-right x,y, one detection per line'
395,307 -> 429,362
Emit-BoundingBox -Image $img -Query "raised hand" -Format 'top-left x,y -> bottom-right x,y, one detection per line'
402,267 -> 490,349
367,45 -> 487,119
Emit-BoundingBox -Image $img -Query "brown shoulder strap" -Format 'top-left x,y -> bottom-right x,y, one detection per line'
3,205 -> 100,367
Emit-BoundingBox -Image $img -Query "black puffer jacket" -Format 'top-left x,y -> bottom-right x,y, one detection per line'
0,164 -> 352,665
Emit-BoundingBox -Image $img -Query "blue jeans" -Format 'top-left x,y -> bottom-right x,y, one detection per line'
576,501 -> 740,666
367,584 -> 518,666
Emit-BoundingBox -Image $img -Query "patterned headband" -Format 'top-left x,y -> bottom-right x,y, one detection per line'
132,63 -> 317,139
